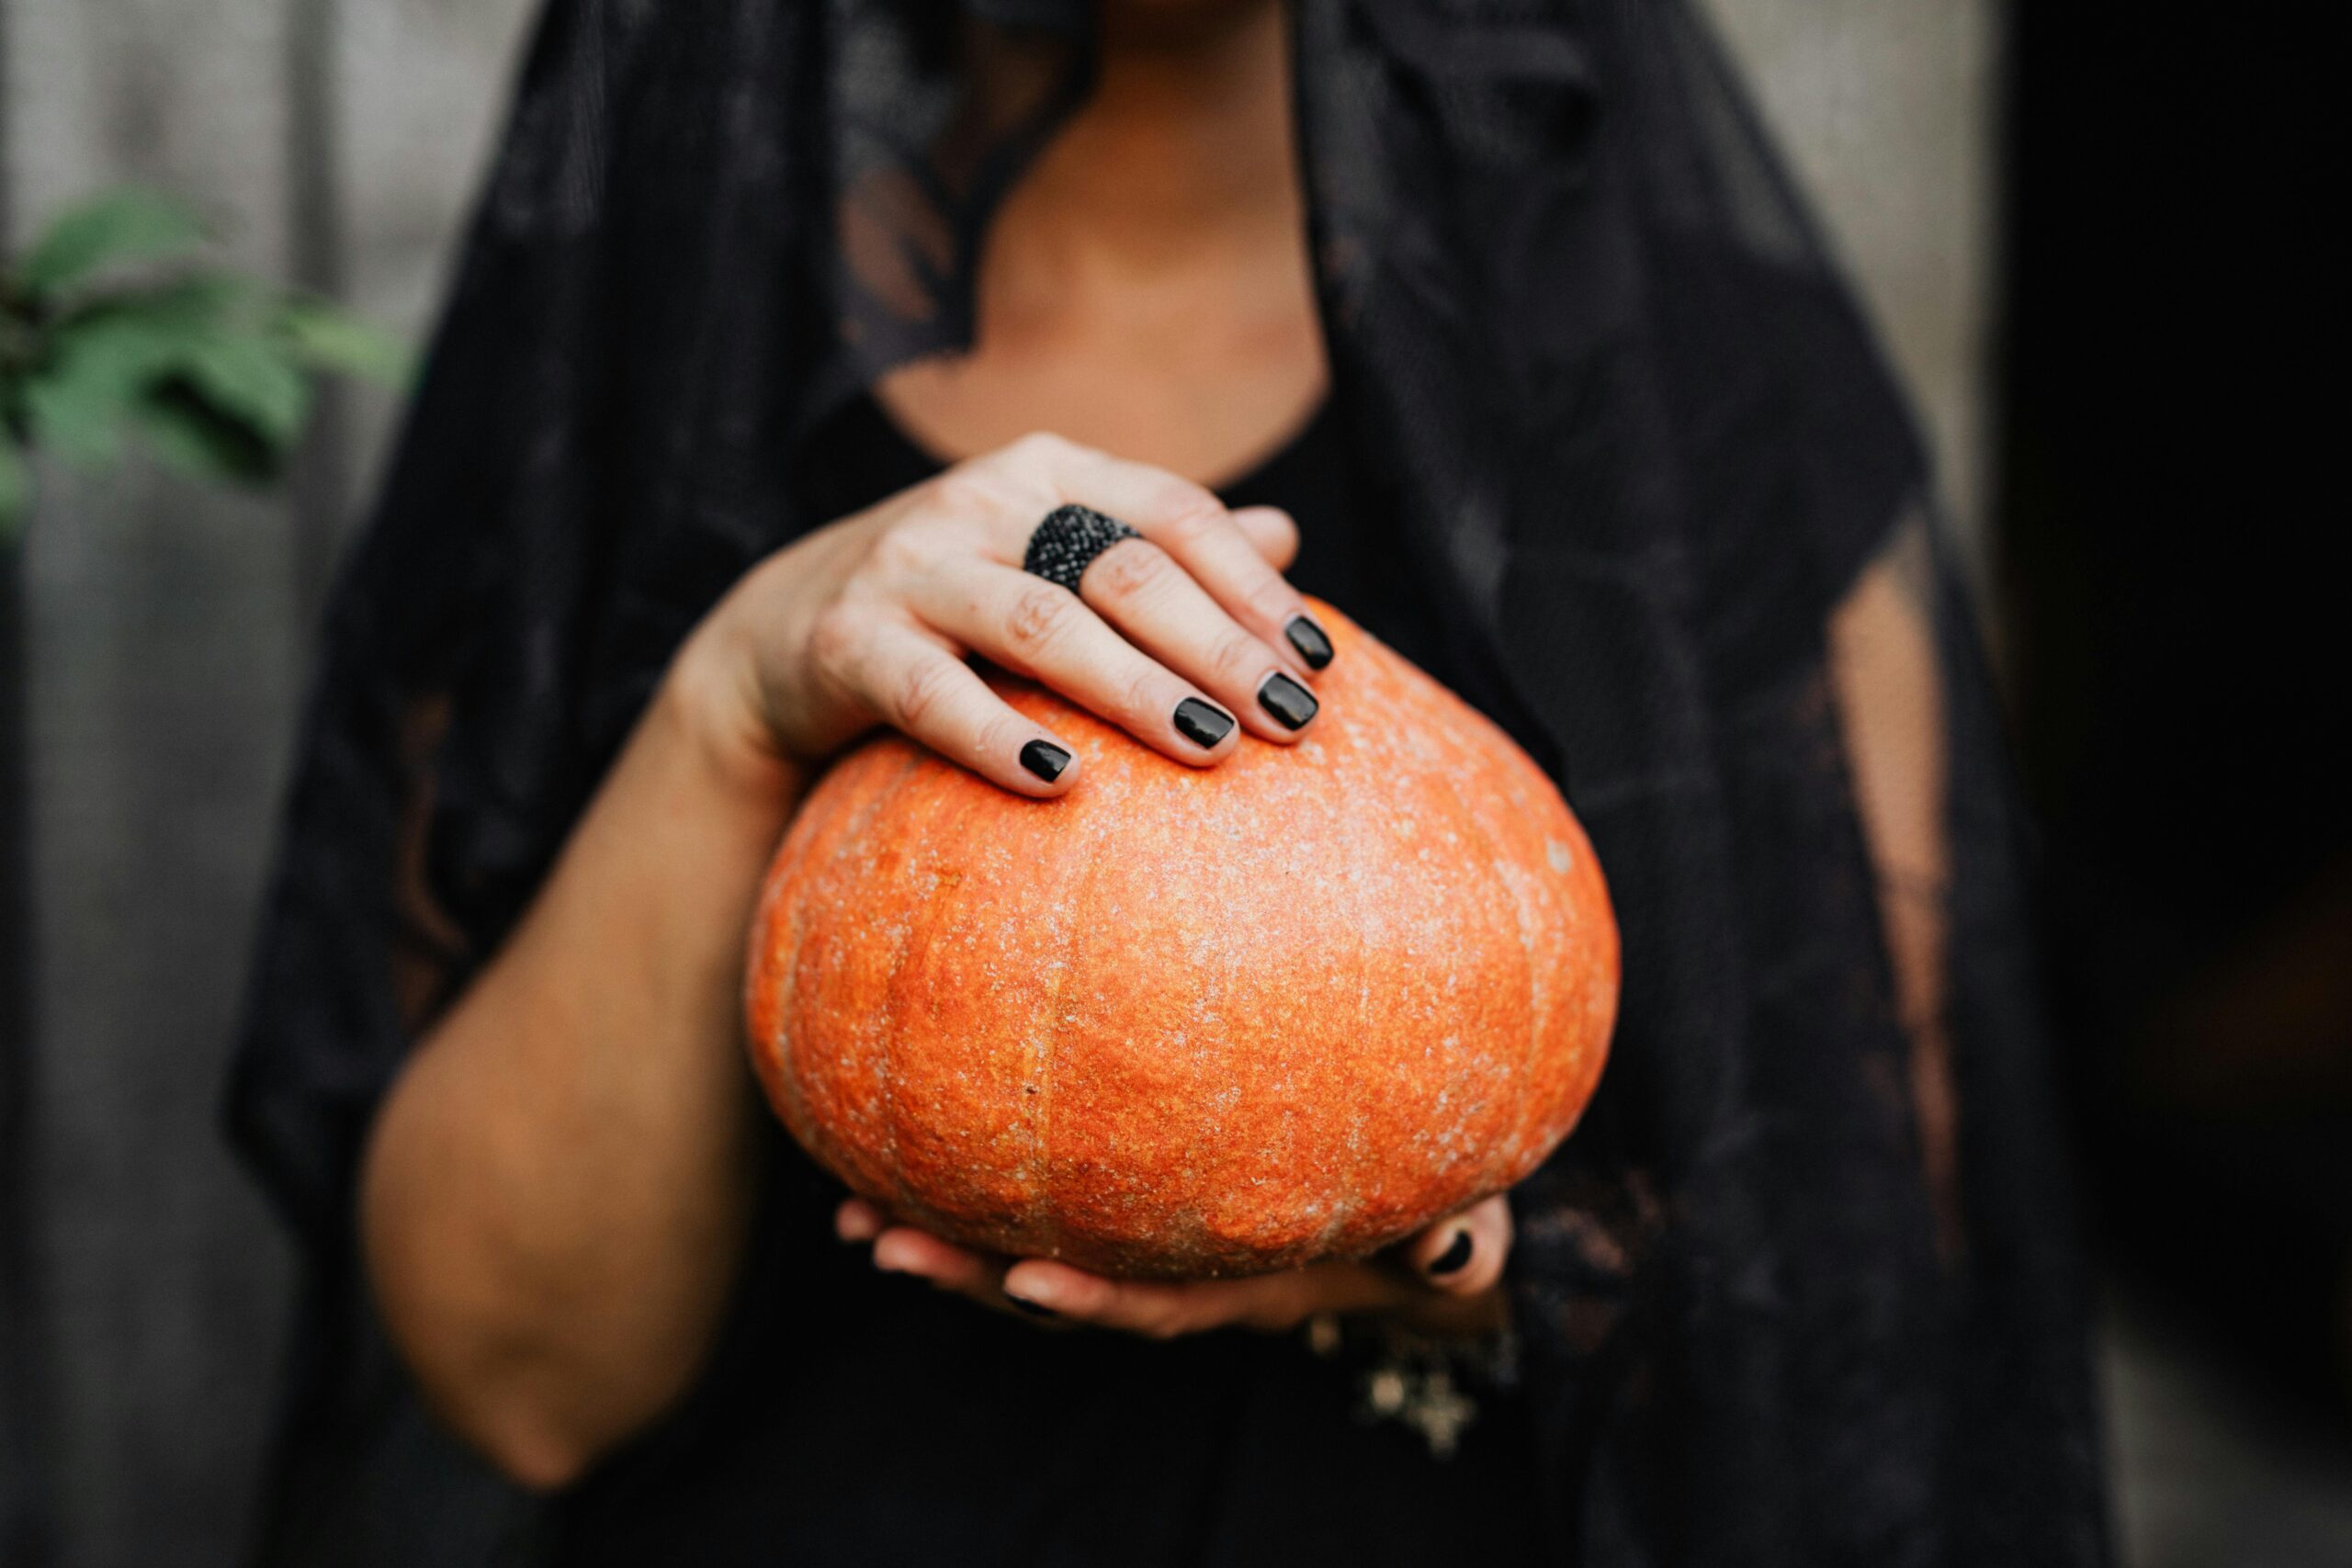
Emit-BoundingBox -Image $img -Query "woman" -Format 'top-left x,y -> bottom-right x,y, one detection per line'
229,2 -> 2109,1564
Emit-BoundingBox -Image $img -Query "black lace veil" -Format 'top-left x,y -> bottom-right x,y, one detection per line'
227,2 -> 2109,1562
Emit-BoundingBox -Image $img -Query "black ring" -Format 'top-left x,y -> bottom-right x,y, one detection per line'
1023,504 -> 1143,593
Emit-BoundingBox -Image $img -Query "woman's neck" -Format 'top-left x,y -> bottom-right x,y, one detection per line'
876,0 -> 1327,483
1005,2 -> 1300,279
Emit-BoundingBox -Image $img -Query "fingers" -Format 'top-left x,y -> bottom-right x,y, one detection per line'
837,1201 -> 1067,1325
995,1196 -> 1517,1339
1228,505 -> 1300,572
1071,539 -> 1319,742
835,1196 -> 1410,1340
906,564 -> 1247,763
809,612 -> 1082,795
992,432 -> 1227,540
834,1198 -> 887,1243
1401,1195 -> 1514,1299
999,1258 -> 1411,1339
839,1194 -> 1515,1342
1125,504 -> 1334,679
975,435 -> 1335,681
755,429 -> 1329,798
871,1226 -> 1001,1297
809,434 -> 1331,795
945,434 -> 1336,686
945,439 -> 1326,747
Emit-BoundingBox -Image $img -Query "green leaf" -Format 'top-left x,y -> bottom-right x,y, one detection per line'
18,310 -> 195,468
274,301 -> 413,387
63,271 -> 261,334
18,301 -> 311,471
0,438 -> 28,541
22,379 -> 125,468
46,305 -> 203,378
177,330 -> 311,448
23,359 -> 136,470
132,380 -> 281,484
18,188 -> 209,298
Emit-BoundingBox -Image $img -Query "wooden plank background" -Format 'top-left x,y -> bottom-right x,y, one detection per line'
0,2 -> 2000,1562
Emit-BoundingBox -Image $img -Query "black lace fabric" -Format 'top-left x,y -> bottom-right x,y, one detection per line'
227,3 -> 2109,1563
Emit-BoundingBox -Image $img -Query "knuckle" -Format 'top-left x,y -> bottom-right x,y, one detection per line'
804,602 -> 865,674
1087,538 -> 1167,602
929,464 -> 1015,525
1001,581 -> 1077,659
1248,576 -> 1302,625
892,657 -> 961,731
969,707 -> 1022,766
1007,430 -> 1075,467
1210,630 -> 1267,687
1125,666 -> 1172,725
1152,501 -> 1223,554
867,521 -> 932,577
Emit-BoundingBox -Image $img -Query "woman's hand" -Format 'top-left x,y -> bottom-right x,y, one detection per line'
834,1196 -> 1515,1339
369,435 -> 1339,1486
673,432 -> 1335,795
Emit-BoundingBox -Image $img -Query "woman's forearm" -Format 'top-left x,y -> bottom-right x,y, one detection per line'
356,429 -> 1336,1487
360,649 -> 804,1490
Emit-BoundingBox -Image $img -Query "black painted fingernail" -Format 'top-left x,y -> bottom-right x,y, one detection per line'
1428,1230 -> 1474,1277
1019,739 -> 1071,783
1257,671 -> 1318,730
1006,1294 -> 1059,1320
1284,615 -> 1334,670
1173,697 -> 1236,750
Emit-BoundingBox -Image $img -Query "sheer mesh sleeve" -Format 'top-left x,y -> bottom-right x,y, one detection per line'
1829,513 -> 1960,1254
388,696 -> 469,1036
222,3 -> 2108,1562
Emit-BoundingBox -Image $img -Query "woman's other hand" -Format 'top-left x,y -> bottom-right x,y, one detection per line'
364,434 -> 1334,1490
673,432 -> 1335,795
834,1195 -> 1514,1339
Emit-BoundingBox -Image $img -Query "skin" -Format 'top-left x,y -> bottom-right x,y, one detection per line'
362,0 -> 1513,1493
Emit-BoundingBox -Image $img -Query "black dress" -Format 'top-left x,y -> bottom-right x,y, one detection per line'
550,393 -> 1544,1567
228,5 -> 2110,1564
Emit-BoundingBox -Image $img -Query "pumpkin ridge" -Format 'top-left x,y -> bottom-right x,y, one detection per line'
1309,630 -> 1391,1258
1037,740 -> 1105,1266
965,696 -> 1085,1254
757,790 -> 821,1152
1055,737 -> 1218,1271
1023,817 -> 1075,1258
1341,640 -> 1443,1249
754,743 -> 889,1146
1410,665 -> 1521,1226
792,745 -> 922,1203
1329,656 -> 1380,1258
1298,620 -> 1366,1259
1438,741 -> 1543,1201
874,753 -> 969,1223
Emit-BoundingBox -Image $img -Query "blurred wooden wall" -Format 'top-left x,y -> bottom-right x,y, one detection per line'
1,6 -> 538,1562
0,2 -> 1999,1562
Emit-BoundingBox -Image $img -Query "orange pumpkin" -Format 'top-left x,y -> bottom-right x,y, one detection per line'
745,602 -> 1617,1280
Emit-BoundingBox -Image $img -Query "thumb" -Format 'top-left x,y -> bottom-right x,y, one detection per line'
1402,1195 -> 1513,1298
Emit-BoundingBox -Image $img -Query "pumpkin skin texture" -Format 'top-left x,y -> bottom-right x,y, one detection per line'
745,602 -> 1617,1280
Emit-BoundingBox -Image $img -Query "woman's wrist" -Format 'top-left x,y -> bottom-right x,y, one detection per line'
659,616 -> 811,815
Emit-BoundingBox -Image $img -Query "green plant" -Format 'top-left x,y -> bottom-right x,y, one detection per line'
0,186 -> 410,540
